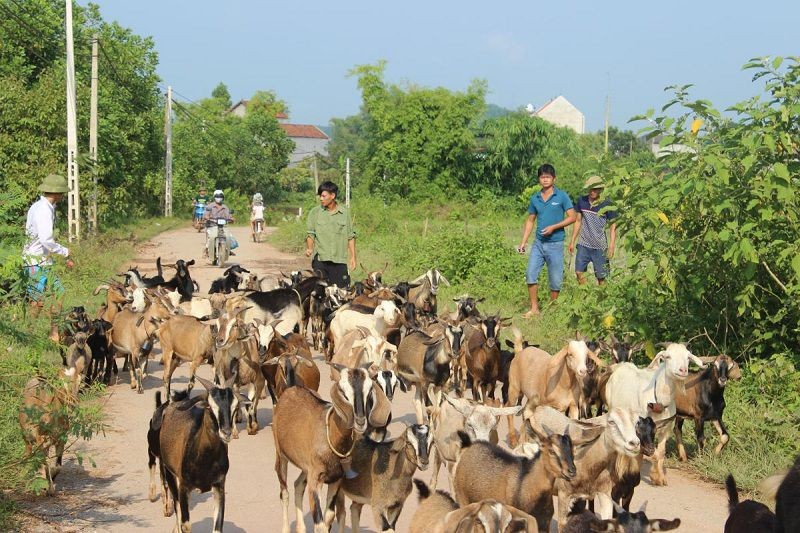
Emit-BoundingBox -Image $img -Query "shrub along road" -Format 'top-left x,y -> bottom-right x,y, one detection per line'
17,225 -> 729,532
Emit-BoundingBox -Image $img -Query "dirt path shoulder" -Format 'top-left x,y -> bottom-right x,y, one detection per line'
16,225 -> 730,532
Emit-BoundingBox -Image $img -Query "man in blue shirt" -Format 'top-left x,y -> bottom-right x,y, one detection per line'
517,164 -> 576,317
568,175 -> 617,285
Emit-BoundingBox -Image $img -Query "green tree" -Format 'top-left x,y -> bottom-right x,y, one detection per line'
211,82 -> 232,108
349,61 -> 486,198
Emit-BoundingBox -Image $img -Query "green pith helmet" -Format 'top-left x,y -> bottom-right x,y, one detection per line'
38,174 -> 70,193
583,175 -> 605,190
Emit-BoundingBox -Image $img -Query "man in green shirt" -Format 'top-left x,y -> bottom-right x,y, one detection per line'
305,181 -> 357,287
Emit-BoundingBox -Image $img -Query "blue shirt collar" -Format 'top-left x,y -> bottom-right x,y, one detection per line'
535,186 -> 561,200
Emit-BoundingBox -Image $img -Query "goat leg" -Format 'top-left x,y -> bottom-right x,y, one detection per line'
351,501 -> 363,533
712,419 -> 730,455
674,417 -> 688,462
694,417 -> 706,452
334,491 -> 347,533
274,449 -> 290,533
323,480 -> 341,531
295,472 -> 309,533
212,482 -> 225,533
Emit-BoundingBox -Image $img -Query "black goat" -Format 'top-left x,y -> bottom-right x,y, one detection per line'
452,295 -> 484,322
160,259 -> 196,301
86,319 -> 115,385
564,502 -> 680,533
157,375 -> 245,531
122,257 -> 166,288
724,474 -> 775,533
674,354 -> 741,460
209,264 -> 250,294
761,454 -> 800,533
600,333 -> 645,364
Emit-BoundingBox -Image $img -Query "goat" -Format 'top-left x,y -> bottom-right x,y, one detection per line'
231,283 -> 309,336
454,428 -> 576,532
604,342 -> 705,485
147,389 -> 186,517
209,264 -> 251,294
600,334 -> 645,364
93,281 -> 132,323
335,424 -> 431,532
408,268 -> 450,315
64,331 -> 91,386
523,404 -> 641,527
158,374 -> 245,533
611,416 -> 661,512
451,295 -> 485,322
86,319 -> 114,384
564,502 -> 680,533
162,289 -> 219,319
760,453 -> 800,533
328,299 -> 402,356
122,257 -> 166,288
110,290 -> 171,393
674,354 -> 741,460
396,328 -> 455,424
461,315 -> 508,402
723,474 -> 775,533
505,327 -> 604,447
264,351 -> 321,401
359,261 -> 388,291
331,326 -> 398,369
158,258 -> 197,301
272,365 -> 391,532
430,394 -> 523,490
18,370 -> 77,496
410,480 -> 538,533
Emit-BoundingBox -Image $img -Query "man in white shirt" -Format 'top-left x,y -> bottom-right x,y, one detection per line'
23,174 -> 74,308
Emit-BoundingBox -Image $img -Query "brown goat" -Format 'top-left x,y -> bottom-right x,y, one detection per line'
453,429 -> 576,532
18,370 -> 77,496
264,351 -> 321,400
110,292 -> 171,393
461,315 -> 508,402
214,325 -> 266,437
94,282 -> 131,323
505,327 -> 603,447
272,366 -> 389,532
158,314 -> 217,400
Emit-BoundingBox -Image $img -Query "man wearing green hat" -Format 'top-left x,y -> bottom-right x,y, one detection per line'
22,174 -> 74,306
568,175 -> 617,285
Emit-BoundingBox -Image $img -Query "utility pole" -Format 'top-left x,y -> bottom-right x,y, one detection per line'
604,73 -> 611,154
345,157 -> 350,208
164,86 -> 173,217
65,0 -> 80,241
312,152 -> 319,193
88,34 -> 99,234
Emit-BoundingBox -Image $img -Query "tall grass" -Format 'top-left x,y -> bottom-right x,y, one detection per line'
0,217 -> 182,527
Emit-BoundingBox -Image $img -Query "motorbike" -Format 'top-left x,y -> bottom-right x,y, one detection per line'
207,218 -> 230,267
252,218 -> 264,243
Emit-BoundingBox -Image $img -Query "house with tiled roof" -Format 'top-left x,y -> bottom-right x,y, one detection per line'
228,100 -> 328,166
529,95 -> 585,134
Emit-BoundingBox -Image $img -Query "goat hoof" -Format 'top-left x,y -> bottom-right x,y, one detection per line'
247,427 -> 258,435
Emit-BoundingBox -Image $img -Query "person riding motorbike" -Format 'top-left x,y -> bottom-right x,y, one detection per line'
203,189 -> 237,259
192,187 -> 209,226
251,192 -> 265,242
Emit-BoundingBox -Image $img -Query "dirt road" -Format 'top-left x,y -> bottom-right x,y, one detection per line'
18,225 -> 730,532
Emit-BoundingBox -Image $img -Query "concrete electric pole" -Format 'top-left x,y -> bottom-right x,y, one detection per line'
89,34 -> 99,234
164,85 -> 173,217
65,0 -> 80,241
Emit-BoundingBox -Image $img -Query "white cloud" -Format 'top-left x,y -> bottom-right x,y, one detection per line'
485,32 -> 527,64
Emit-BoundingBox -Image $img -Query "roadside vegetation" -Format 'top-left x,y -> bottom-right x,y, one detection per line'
273,57 -> 800,499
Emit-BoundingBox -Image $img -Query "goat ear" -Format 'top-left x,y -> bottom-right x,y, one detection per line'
489,404 -> 525,418
367,382 -> 392,429
330,384 -> 355,429
727,359 -> 742,380
650,518 -> 681,531
398,376 -> 408,392
438,275 -> 451,287
444,394 -> 472,417
648,351 -> 666,368
195,375 -> 215,391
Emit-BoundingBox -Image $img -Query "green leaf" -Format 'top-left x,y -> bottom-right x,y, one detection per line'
774,162 -> 790,179
772,56 -> 783,70
792,254 -> 800,279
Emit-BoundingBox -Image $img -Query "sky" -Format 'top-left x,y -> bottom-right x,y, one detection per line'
89,0 -> 799,132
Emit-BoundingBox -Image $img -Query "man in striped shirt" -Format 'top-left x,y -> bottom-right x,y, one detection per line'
568,175 -> 617,285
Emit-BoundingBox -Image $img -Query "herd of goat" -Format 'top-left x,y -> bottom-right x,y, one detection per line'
19,257 -> 800,533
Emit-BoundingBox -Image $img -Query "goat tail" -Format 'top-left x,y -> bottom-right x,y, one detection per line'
759,470 -> 788,501
413,479 -> 431,501
154,390 -> 163,409
725,474 -> 739,513
156,257 -> 163,278
456,429 -> 472,450
510,326 -> 523,355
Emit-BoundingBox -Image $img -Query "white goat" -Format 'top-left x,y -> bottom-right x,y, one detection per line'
329,299 -> 402,351
604,342 -> 705,486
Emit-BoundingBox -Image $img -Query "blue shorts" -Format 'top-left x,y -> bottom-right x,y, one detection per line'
575,244 -> 609,279
24,265 -> 64,300
526,240 -> 565,291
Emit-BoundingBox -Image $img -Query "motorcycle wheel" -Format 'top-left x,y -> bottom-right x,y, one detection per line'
217,238 -> 228,268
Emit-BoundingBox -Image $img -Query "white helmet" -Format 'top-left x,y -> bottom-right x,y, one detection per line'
213,189 -> 223,197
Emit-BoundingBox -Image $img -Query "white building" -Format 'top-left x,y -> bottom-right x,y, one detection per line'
530,95 -> 585,134
227,100 -> 328,166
